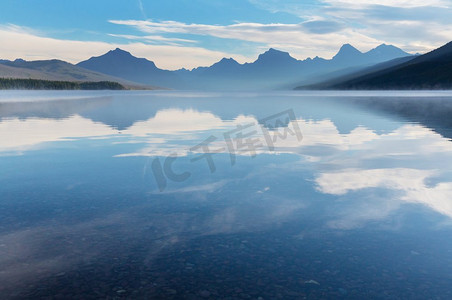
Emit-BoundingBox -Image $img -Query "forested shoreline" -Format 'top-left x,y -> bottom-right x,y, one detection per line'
0,78 -> 126,90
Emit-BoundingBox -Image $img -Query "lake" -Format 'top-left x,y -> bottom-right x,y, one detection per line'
1,90 -> 452,299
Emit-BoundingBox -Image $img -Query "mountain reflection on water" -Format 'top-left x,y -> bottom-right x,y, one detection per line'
0,90 -> 452,299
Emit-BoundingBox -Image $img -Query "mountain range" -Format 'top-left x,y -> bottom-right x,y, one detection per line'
298,41 -> 452,90
1,41 -> 451,90
75,44 -> 411,90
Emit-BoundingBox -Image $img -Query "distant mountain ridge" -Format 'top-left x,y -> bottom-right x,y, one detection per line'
299,41 -> 452,90
0,58 -> 152,89
77,48 -> 181,88
76,44 -> 411,90
1,43 -> 415,90
332,43 -> 409,66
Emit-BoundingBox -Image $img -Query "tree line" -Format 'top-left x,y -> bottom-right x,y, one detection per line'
0,78 -> 126,90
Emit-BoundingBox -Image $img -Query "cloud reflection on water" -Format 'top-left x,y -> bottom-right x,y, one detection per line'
2,92 -> 452,297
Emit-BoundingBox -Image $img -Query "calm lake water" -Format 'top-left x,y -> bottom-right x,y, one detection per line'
1,90 -> 452,299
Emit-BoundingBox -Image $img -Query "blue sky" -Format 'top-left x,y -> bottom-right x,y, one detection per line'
0,0 -> 451,69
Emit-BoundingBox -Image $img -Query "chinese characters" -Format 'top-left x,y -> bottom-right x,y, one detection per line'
150,109 -> 303,191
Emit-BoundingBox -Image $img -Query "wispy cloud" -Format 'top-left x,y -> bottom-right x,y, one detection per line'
137,0 -> 146,19
109,19 -> 382,59
245,0 -> 452,54
0,24 -> 250,69
340,3 -> 452,52
108,33 -> 197,45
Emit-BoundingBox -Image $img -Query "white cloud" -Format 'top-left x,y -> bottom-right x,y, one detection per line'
321,8 -> 452,53
2,102 -> 452,229
0,116 -> 116,153
0,24 -> 251,70
109,19 -> 383,59
316,168 -> 431,195
248,0 -> 452,55
114,110 -> 451,160
4,104 -> 452,164
124,108 -> 227,136
309,123 -> 452,228
316,168 -> 452,220
108,34 -> 197,45
109,16 -> 450,60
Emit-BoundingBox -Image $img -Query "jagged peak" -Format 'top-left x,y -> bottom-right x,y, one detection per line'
257,48 -> 296,62
338,43 -> 361,53
208,57 -> 241,70
263,48 -> 290,55
218,57 -> 239,64
107,48 -> 132,56
332,44 -> 362,60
